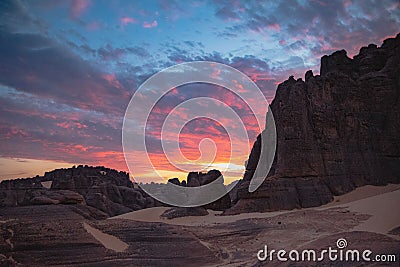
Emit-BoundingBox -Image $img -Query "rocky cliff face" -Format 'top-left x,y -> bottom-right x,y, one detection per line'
227,33 -> 400,214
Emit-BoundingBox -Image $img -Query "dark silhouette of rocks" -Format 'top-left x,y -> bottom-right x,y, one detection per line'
167,177 -> 181,186
227,33 -> 400,214
167,170 -> 231,211
0,165 -> 163,216
0,166 -> 231,216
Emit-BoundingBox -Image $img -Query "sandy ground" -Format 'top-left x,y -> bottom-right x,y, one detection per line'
83,222 -> 128,252
112,207 -> 290,226
112,184 -> 400,236
321,183 -> 400,236
321,183 -> 400,207
347,190 -> 400,234
2,184 -> 399,266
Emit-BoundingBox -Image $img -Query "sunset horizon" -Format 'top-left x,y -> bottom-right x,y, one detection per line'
1,1 -> 399,185
1,1 -> 400,266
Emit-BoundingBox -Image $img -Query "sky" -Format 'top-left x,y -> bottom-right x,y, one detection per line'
0,0 -> 399,183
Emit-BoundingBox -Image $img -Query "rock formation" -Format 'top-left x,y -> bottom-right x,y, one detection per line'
167,169 -> 231,211
227,33 -> 400,214
0,166 -> 231,216
0,165 -> 163,216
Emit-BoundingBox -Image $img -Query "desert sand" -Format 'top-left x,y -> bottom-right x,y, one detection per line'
321,183 -> 400,207
112,206 -> 291,226
2,184 -> 399,266
113,184 -> 400,237
83,222 -> 129,252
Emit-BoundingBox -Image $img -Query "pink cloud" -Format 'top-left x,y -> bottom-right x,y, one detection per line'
70,0 -> 90,19
249,72 -> 275,82
120,17 -> 137,26
3,126 -> 29,139
268,23 -> 281,32
143,20 -> 158,28
102,73 -> 123,90
56,121 -> 88,130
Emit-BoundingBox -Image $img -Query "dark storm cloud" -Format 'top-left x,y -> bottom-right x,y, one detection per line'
0,0 -> 47,32
0,29 -> 131,115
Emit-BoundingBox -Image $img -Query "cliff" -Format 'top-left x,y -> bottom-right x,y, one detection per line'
227,33 -> 400,214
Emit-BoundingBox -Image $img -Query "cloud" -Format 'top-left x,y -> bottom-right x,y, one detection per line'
97,44 -> 150,61
268,23 -> 281,32
0,0 -> 46,32
0,86 -> 126,170
0,29 -> 131,115
212,0 -> 400,58
70,0 -> 90,19
120,16 -> 137,26
1,0 -> 398,181
143,20 -> 158,28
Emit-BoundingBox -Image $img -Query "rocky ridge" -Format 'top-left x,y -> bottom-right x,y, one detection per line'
0,166 -> 231,216
0,165 -> 163,216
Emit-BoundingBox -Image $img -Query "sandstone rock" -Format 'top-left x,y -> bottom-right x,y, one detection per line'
187,172 -> 201,187
161,207 -> 209,219
320,49 -> 352,76
227,33 -> 400,214
168,178 -> 181,186
0,166 -> 163,216
30,196 -> 60,205
199,169 -> 223,185
85,189 -> 132,216
186,170 -> 224,186
183,170 -> 231,211
305,69 -> 314,82
0,184 -> 86,207
49,166 -> 132,193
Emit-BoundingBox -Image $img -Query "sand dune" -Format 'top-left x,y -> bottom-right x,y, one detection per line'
321,183 -> 400,207
112,184 -> 400,236
346,190 -> 400,234
321,184 -> 400,235
83,222 -> 128,252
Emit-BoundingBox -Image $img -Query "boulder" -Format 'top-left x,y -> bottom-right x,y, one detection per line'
161,207 -> 209,219
168,178 -> 181,186
184,170 -> 231,211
